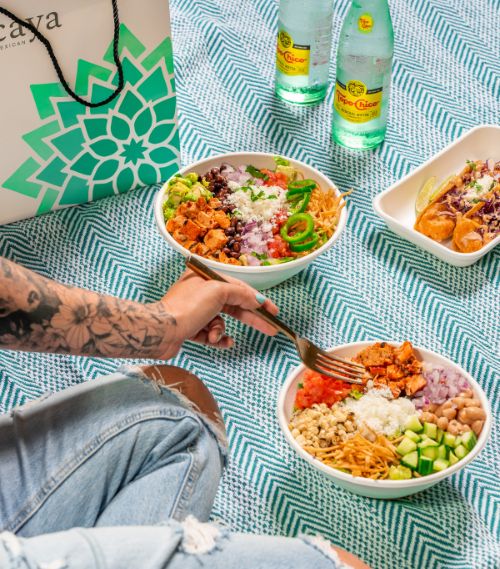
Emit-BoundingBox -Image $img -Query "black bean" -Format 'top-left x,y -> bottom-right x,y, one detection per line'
222,247 -> 231,255
233,243 -> 241,252
225,227 -> 235,236
230,252 -> 240,259
228,239 -> 235,247
234,235 -> 242,242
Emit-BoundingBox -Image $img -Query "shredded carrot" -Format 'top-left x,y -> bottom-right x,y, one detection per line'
306,432 -> 400,480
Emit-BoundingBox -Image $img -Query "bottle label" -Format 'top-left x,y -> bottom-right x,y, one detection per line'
334,79 -> 382,123
276,29 -> 310,76
358,13 -> 374,33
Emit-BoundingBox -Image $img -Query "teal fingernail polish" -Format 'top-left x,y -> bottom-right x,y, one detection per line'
256,292 -> 266,304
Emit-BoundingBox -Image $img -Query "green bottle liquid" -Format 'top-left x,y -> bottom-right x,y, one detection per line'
275,0 -> 334,106
331,0 -> 394,149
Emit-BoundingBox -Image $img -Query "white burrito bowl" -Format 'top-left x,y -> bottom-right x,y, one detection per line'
154,152 -> 347,290
277,341 -> 491,499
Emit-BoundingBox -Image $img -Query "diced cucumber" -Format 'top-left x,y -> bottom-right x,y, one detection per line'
401,451 -> 419,470
454,445 -> 469,460
461,431 -> 477,451
437,445 -> 449,460
417,456 -> 434,476
404,415 -> 423,433
388,465 -> 413,480
454,436 -> 462,448
418,439 -> 439,449
420,434 -> 430,441
443,433 -> 457,448
423,422 -> 438,440
433,458 -> 450,472
449,451 -> 459,466
397,437 -> 418,456
436,428 -> 445,444
420,446 -> 438,460
404,430 -> 421,443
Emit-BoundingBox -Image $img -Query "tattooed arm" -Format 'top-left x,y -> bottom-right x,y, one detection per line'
0,258 -> 278,359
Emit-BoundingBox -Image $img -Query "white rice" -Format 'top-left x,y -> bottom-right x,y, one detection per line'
344,392 -> 416,437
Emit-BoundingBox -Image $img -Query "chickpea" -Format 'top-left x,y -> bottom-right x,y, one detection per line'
465,398 -> 481,408
426,403 -> 438,413
471,420 -> 484,436
442,400 -> 455,410
441,407 -> 457,421
452,397 -> 466,410
458,407 -> 486,425
420,412 -> 438,423
434,404 -> 445,417
461,424 -> 471,433
437,416 -> 449,430
459,390 -> 473,398
447,420 -> 462,436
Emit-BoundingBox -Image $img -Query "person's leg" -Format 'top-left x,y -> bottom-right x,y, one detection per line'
0,520 -> 368,569
0,365 -> 226,537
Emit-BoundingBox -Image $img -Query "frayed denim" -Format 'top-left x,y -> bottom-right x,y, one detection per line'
0,368 -> 348,569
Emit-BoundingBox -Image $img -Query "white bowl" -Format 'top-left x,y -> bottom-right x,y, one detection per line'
154,152 -> 347,290
373,125 -> 500,267
277,341 -> 492,499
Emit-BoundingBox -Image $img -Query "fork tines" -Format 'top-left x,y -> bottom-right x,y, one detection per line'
314,350 -> 365,385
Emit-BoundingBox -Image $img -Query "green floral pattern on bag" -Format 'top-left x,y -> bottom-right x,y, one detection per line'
2,25 -> 180,215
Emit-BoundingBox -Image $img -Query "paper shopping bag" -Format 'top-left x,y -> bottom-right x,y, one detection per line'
0,0 -> 180,224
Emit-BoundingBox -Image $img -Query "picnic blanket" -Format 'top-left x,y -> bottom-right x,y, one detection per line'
0,1 -> 498,568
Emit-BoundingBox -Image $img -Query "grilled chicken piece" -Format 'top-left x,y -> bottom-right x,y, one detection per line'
214,210 -> 231,229
355,343 -> 395,367
183,219 -> 203,241
204,229 -> 227,252
405,374 -> 427,396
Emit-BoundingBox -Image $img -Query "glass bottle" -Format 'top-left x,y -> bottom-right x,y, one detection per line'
331,0 -> 394,149
275,0 -> 334,106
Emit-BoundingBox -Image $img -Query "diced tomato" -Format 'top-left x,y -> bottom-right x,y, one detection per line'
268,235 -> 291,258
261,169 -> 288,190
294,369 -> 356,409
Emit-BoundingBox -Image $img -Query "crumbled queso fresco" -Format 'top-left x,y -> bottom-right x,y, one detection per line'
344,391 -> 417,437
225,182 -> 287,222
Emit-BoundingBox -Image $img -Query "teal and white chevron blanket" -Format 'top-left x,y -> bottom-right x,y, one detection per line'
0,1 -> 498,568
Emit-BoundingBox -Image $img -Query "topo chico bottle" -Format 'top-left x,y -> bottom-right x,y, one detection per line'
275,0 -> 334,106
331,0 -> 394,149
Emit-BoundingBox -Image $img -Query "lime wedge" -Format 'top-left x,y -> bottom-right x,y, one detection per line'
415,176 -> 437,215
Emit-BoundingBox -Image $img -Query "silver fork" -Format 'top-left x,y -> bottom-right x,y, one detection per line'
186,256 -> 365,385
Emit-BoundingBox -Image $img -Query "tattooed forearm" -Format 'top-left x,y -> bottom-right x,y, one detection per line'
0,257 -> 178,359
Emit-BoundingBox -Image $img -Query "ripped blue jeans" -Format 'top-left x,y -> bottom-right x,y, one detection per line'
0,368 -> 348,569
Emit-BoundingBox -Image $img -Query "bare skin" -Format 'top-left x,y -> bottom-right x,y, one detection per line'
0,257 -> 278,359
0,258 -> 370,569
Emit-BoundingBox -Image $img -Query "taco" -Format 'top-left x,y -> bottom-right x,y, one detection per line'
415,160 -> 499,252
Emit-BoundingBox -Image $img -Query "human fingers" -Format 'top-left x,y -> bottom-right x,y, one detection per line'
224,305 -> 278,336
190,329 -> 234,348
207,316 -> 226,344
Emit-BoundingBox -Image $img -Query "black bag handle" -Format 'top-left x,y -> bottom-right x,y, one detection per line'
0,0 -> 124,108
